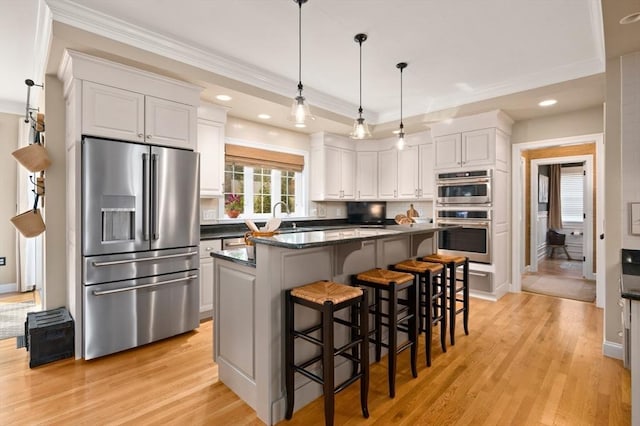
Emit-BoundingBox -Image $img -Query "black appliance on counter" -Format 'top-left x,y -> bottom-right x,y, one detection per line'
346,201 -> 386,225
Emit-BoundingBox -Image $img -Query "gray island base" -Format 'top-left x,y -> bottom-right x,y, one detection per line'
212,224 -> 451,425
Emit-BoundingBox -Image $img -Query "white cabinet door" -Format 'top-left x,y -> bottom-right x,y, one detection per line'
397,145 -> 419,199
340,149 -> 356,199
434,133 -> 462,169
418,143 -> 435,199
197,119 -> 224,196
324,146 -> 342,199
145,96 -> 196,149
462,128 -> 495,168
356,151 -> 378,199
200,240 -> 221,318
82,81 -> 144,142
377,149 -> 398,199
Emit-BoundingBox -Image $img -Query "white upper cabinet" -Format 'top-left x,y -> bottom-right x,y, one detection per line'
82,81 -> 144,142
377,148 -> 398,199
197,119 -> 225,197
82,82 -> 196,150
356,151 -> 378,200
397,145 -> 419,199
310,133 -> 356,201
145,95 -> 196,149
434,128 -> 496,170
431,111 -> 513,172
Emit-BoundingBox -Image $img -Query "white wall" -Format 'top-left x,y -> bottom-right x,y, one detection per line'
0,113 -> 18,287
621,52 -> 640,249
512,106 -> 604,144
225,117 -> 310,152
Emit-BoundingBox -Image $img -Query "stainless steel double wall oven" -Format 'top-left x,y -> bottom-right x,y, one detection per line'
435,169 -> 492,264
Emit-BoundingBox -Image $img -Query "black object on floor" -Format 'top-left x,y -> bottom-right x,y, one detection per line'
16,335 -> 26,349
25,307 -> 74,368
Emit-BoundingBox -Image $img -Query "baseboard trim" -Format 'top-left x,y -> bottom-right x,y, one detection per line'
0,283 -> 17,294
603,340 -> 623,360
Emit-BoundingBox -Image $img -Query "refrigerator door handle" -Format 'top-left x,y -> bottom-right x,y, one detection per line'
92,274 -> 198,296
151,153 -> 159,240
91,250 -> 199,267
142,153 -> 150,241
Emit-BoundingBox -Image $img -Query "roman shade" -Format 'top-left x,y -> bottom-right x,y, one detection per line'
225,144 -> 304,172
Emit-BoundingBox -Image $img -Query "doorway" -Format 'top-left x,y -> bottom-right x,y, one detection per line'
510,133 -> 604,307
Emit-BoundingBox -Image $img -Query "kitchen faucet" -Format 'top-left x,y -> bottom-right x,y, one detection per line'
273,201 -> 290,218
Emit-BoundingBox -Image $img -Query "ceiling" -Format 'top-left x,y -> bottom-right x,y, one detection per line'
1,0 -> 637,137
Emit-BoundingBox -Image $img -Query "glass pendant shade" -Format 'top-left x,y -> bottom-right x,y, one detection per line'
351,116 -> 371,139
397,129 -> 405,150
291,93 -> 312,127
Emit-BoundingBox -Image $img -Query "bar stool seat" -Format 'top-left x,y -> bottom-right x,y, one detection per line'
422,254 -> 469,346
393,259 -> 447,366
352,268 -> 418,398
285,281 -> 369,426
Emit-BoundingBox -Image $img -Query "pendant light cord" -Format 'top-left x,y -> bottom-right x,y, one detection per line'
399,65 -> 404,129
297,0 -> 303,92
358,38 -> 363,115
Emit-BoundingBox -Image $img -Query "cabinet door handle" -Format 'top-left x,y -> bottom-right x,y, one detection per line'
394,190 -> 397,198
146,134 -> 152,139
358,190 -> 360,199
138,133 -> 144,138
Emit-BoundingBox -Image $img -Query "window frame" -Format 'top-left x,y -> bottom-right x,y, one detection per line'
221,139 -> 308,220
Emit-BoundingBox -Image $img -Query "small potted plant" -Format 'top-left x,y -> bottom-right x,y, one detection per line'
225,194 -> 243,218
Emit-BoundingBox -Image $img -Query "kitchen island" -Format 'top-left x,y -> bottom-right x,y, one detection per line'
211,224 -> 451,425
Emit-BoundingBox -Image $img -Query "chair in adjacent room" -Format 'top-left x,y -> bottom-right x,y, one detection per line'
547,229 -> 572,260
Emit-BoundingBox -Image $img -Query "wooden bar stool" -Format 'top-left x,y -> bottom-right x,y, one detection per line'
392,259 -> 447,366
351,268 -> 418,398
422,254 -> 469,346
285,281 -> 369,426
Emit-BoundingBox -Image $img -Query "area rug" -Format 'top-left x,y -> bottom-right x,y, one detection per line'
0,301 -> 38,340
522,274 -> 596,302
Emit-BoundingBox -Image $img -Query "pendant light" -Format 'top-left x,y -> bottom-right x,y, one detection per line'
350,33 -> 371,139
290,0 -> 314,128
396,62 -> 407,150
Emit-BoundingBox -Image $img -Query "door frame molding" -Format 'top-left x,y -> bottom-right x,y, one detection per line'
511,133 -> 604,308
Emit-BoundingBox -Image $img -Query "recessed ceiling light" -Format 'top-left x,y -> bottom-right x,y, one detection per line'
294,123 -> 306,128
216,94 -> 232,101
620,12 -> 640,24
538,99 -> 557,107
258,114 -> 271,120
392,129 -> 400,134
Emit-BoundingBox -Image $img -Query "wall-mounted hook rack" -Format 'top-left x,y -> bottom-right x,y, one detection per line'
24,79 -> 44,124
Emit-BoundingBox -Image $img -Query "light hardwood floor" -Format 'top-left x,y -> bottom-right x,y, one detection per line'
0,292 -> 630,425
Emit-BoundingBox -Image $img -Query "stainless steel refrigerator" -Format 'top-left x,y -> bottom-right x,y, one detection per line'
81,137 -> 200,359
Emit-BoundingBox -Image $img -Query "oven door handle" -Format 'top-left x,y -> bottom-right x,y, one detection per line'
437,221 -> 490,227
92,251 -> 198,267
437,177 -> 491,185
92,274 -> 198,296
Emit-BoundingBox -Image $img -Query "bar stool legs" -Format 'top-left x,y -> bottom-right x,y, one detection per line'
285,281 -> 369,426
423,254 -> 469,346
392,259 -> 447,367
352,268 -> 417,398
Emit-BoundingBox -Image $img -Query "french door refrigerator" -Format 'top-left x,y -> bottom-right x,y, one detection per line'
82,136 -> 199,359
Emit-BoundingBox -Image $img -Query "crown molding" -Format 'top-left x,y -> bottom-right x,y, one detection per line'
33,0 -> 53,81
45,0 -> 368,122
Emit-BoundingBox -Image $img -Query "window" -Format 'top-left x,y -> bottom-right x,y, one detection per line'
560,166 -> 584,223
224,163 -> 302,218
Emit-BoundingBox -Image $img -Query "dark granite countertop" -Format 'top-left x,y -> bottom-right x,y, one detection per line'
620,249 -> 640,301
200,219 -> 360,240
249,223 -> 449,249
210,247 -> 256,268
